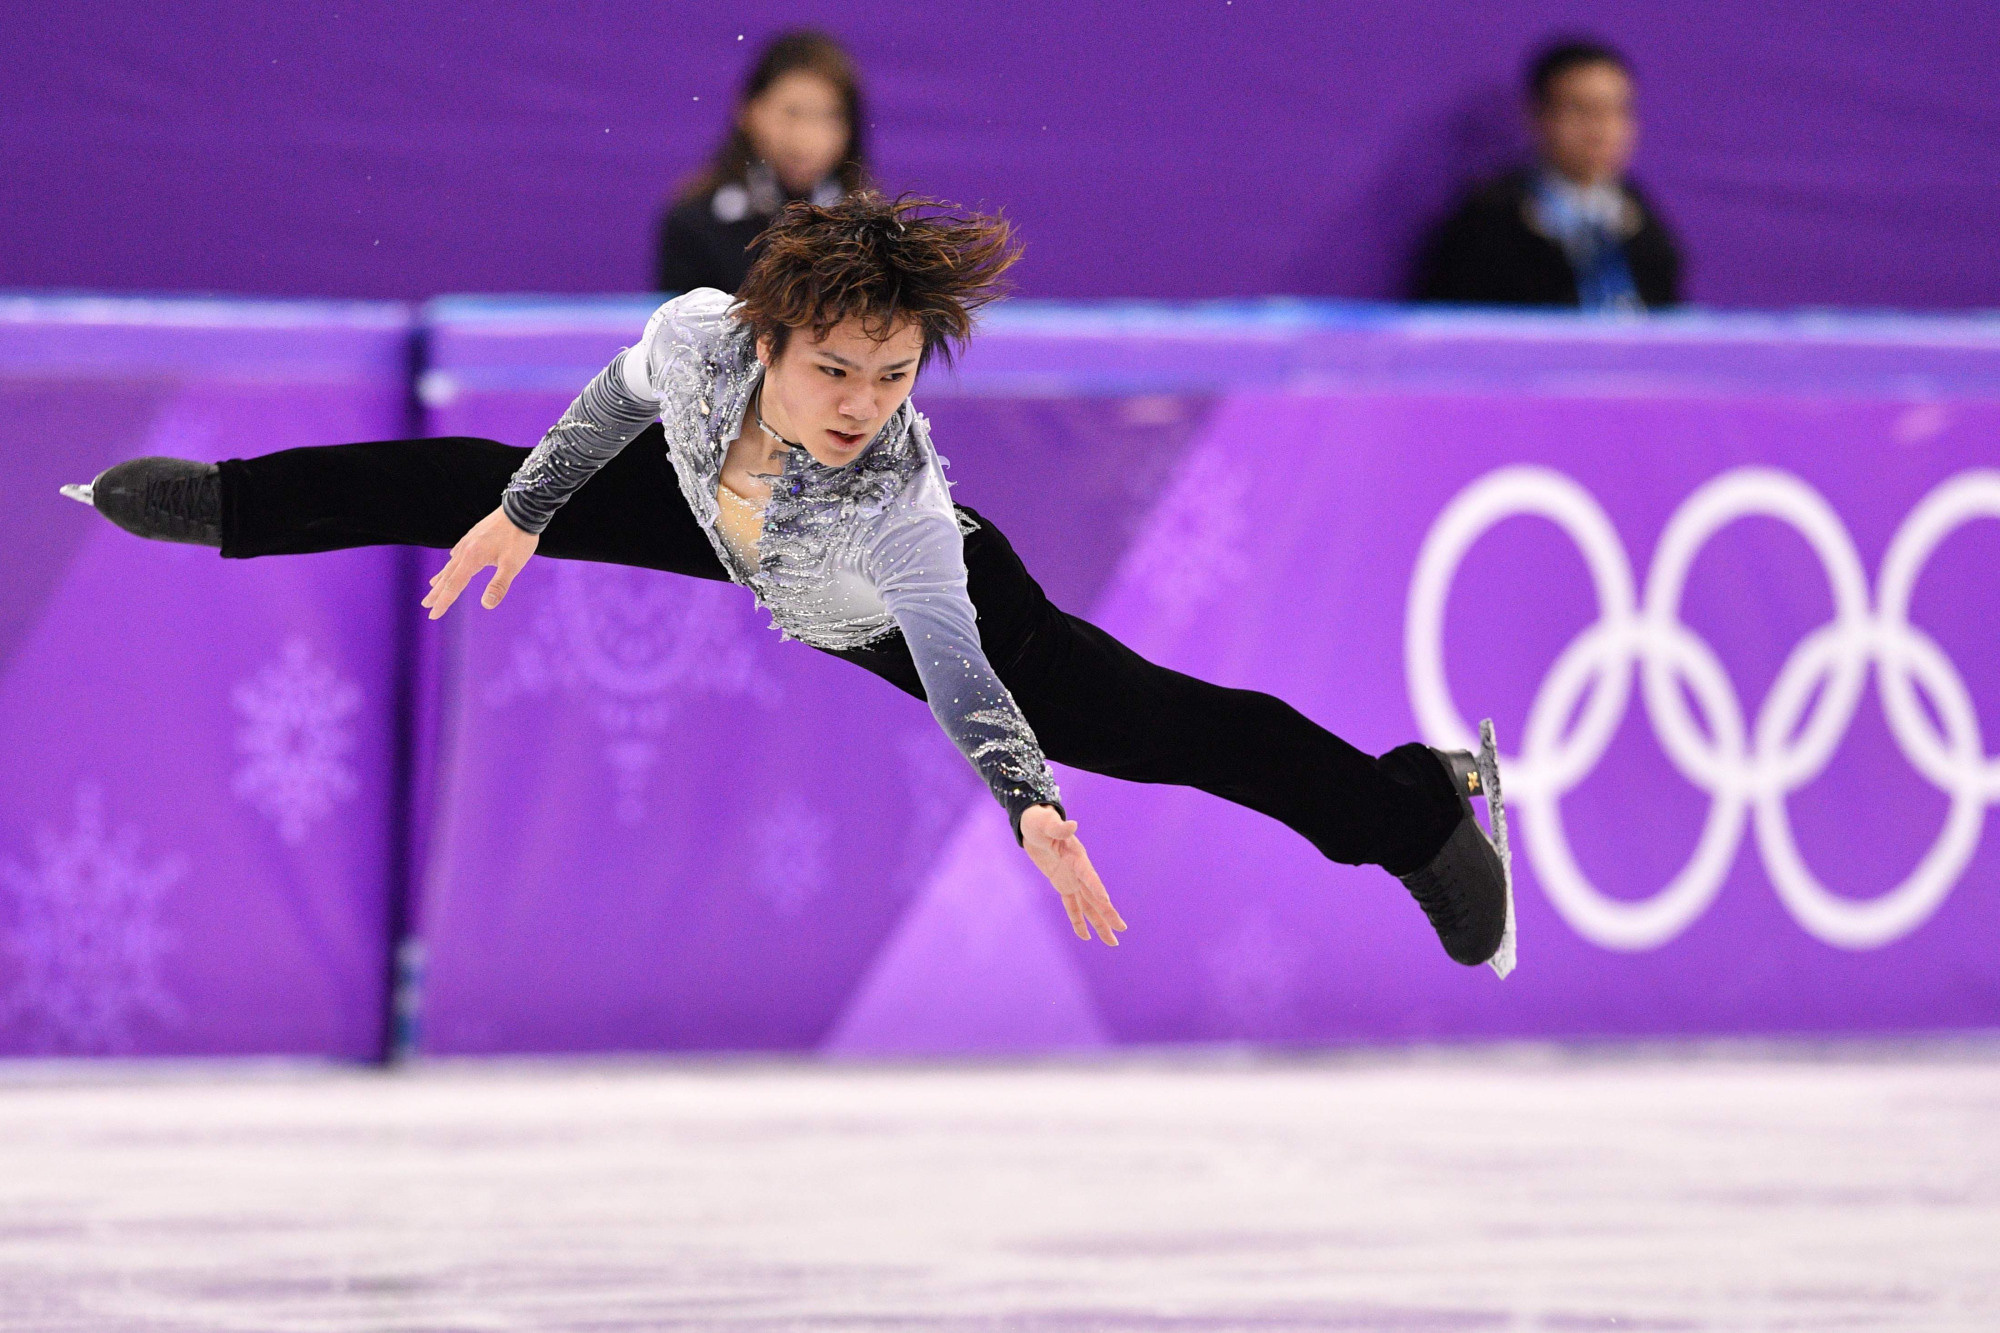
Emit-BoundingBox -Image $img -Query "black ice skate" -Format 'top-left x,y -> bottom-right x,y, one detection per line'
1399,718 -> 1516,977
61,457 -> 222,546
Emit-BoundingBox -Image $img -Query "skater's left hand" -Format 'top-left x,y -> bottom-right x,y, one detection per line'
1021,805 -> 1126,947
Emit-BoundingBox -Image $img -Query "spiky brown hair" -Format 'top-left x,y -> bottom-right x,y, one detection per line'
734,192 -> 1020,370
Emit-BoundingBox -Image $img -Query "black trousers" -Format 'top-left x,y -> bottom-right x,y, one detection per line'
219,429 -> 1456,871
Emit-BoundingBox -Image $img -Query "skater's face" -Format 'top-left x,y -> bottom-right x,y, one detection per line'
757,315 -> 925,468
741,70 -> 850,194
1534,61 -> 1636,187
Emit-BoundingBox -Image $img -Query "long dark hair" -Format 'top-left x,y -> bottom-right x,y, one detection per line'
676,31 -> 868,205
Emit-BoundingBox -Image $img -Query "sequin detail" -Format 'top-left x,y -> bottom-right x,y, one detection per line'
749,412 -> 921,651
965,705 -> 1064,808
501,362 -> 660,535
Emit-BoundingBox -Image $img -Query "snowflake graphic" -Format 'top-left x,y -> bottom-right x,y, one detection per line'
1203,909 -> 1305,1035
488,563 -> 779,823
232,638 -> 363,844
1121,445 -> 1251,635
749,794 -> 833,915
1,786 -> 183,1053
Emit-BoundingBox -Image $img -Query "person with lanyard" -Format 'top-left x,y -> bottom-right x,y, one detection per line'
1414,38 -> 1683,310
65,194 -> 1516,976
654,30 -> 866,295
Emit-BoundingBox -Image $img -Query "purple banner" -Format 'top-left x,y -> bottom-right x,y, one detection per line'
416,301 -> 2000,1053
0,298 -> 415,1057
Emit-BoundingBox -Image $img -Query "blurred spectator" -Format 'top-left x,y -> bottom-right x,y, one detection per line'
654,31 -> 868,293
1413,40 -> 1682,310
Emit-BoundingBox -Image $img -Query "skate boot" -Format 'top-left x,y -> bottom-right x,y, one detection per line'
61,457 -> 222,546
1396,718 -> 1516,977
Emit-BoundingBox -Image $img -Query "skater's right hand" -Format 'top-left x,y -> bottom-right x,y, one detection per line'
422,506 -> 540,620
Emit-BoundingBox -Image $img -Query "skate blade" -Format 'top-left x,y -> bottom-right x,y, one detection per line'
1476,717 -> 1516,979
59,483 -> 95,506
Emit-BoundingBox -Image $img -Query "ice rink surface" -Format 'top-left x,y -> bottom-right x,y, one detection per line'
0,1043 -> 1995,1332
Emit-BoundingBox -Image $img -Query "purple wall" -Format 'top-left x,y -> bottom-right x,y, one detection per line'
7,2 -> 1998,309
0,297 -> 416,1057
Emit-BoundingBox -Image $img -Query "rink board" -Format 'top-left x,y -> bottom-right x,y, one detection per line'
3,297 -> 1995,1058
414,300 -> 2000,1052
0,297 -> 417,1058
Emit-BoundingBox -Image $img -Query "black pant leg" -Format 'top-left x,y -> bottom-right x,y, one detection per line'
951,505 -> 1456,871
214,444 -> 1448,869
219,426 -> 728,581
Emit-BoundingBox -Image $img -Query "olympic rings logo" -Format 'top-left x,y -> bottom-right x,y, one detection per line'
1407,466 -> 2000,952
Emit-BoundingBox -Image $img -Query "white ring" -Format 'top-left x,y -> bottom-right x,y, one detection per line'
1408,466 -> 2000,951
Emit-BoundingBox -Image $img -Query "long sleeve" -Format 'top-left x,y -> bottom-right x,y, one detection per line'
864,493 -> 1062,841
499,352 -> 662,535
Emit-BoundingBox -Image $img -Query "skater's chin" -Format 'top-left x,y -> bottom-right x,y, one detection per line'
804,426 -> 873,466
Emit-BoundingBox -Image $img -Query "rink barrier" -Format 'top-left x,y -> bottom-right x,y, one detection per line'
0,294 -> 420,1060
3,292 -> 1998,1057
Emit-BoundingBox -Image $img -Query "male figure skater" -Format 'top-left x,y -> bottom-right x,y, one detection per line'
67,194 -> 1513,972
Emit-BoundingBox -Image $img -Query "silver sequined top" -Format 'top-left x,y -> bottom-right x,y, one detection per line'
501,289 -> 1062,833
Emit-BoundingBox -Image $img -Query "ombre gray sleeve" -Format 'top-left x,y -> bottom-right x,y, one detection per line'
864,492 -> 1063,842
499,355 -> 662,534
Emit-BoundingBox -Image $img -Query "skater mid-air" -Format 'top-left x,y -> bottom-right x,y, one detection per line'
65,193 -> 1514,975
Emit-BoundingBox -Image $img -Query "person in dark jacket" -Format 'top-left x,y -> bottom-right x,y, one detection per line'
654,31 -> 868,293
1414,39 -> 1682,309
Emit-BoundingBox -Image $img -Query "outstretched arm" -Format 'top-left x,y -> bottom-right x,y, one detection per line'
418,351 -> 655,619
496,354 -> 662,536
422,295 -> 693,618
869,504 -> 1127,946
